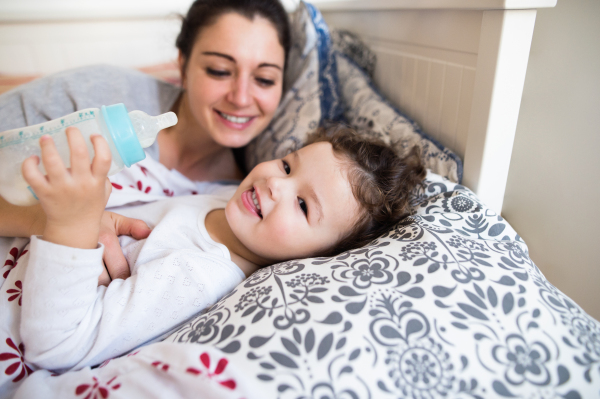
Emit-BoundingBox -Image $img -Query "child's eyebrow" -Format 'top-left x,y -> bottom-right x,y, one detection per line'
293,151 -> 324,223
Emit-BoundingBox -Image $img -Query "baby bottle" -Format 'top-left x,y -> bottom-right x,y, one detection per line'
0,103 -> 177,206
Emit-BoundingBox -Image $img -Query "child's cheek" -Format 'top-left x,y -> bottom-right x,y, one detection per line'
270,220 -> 295,245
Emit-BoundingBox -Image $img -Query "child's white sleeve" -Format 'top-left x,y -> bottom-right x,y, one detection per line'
20,236 -> 242,372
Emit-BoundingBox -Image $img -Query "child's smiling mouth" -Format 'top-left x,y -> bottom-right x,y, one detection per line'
242,187 -> 262,218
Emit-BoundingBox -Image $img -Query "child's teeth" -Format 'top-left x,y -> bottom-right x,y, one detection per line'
220,112 -> 251,124
252,190 -> 261,210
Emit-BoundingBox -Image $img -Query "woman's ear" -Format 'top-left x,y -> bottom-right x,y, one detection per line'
178,50 -> 187,88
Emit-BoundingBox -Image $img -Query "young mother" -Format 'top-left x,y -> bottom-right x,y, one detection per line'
0,0 -> 291,283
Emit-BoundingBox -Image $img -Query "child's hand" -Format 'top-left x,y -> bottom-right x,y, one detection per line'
21,127 -> 112,249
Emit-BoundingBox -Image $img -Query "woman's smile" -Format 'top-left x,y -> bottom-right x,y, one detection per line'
214,109 -> 256,130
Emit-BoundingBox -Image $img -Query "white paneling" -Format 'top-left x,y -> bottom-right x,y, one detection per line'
426,62 -> 444,143
455,68 -> 476,153
322,9 -> 483,55
322,8 -> 481,158
313,0 -> 557,11
369,43 -> 476,157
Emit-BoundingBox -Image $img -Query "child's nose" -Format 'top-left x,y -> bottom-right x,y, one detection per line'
266,175 -> 286,200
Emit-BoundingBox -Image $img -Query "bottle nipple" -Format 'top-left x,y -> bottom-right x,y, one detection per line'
129,110 -> 178,148
155,112 -> 178,131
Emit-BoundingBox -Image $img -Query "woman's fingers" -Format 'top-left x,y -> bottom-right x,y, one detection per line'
21,155 -> 48,193
66,127 -> 91,178
99,211 -> 152,281
90,134 -> 112,179
39,135 -> 68,183
98,265 -> 111,287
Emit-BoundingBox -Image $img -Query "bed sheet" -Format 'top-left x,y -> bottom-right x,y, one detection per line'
11,172 -> 600,398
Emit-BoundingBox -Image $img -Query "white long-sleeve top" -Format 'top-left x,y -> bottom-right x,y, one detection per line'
0,194 -> 245,398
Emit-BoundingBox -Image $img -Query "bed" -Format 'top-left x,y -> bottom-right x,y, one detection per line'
4,0 -> 600,398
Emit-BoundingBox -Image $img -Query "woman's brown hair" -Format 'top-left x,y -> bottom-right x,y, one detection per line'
176,0 -> 291,74
306,124 -> 427,257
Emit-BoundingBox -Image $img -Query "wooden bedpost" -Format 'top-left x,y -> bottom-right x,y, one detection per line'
462,9 -> 538,214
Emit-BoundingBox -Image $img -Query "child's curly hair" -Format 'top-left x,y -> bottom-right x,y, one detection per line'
306,124 -> 426,257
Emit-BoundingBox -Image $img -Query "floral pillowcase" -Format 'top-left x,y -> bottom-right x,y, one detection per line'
165,172 -> 600,398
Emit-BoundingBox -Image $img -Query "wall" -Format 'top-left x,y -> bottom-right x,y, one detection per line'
0,0 -> 301,76
502,0 -> 600,319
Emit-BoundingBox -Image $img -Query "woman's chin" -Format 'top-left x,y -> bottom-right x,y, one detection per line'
212,128 -> 262,148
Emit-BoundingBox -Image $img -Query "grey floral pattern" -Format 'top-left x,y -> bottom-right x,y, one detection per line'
167,172 -> 600,398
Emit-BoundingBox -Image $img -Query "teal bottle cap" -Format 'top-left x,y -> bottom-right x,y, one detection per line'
101,103 -> 146,167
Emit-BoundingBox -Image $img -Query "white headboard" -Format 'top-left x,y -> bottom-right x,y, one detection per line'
315,0 -> 556,213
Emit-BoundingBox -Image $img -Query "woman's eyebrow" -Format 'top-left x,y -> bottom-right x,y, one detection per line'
202,51 -> 234,62
258,62 -> 282,70
202,51 -> 282,70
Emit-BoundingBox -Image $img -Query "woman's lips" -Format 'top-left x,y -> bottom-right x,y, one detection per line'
215,110 -> 256,130
242,189 -> 261,218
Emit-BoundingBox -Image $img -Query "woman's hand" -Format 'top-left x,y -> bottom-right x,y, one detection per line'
22,128 -> 111,249
97,211 -> 152,286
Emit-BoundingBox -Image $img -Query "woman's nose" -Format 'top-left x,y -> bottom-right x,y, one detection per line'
227,75 -> 251,108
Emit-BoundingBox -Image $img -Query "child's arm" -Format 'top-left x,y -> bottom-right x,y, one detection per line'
20,247 -> 243,371
21,127 -> 112,249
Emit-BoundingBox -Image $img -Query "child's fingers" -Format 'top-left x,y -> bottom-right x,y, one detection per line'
39,135 -> 68,182
90,135 -> 112,178
66,127 -> 91,177
21,155 -> 49,192
104,178 -> 113,201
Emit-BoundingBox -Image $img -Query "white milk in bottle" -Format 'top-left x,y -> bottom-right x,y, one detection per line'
0,103 -> 177,205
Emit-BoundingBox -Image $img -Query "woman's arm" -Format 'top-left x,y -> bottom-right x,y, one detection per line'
0,197 -> 46,237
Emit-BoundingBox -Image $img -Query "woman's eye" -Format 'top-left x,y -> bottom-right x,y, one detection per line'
206,68 -> 230,77
256,77 -> 275,87
298,198 -> 308,216
282,160 -> 290,175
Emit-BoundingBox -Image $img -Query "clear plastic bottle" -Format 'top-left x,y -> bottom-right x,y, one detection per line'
0,103 -> 177,206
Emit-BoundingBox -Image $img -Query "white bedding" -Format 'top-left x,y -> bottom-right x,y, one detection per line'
8,172 -> 600,398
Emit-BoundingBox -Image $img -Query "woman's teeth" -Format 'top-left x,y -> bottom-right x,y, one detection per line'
218,111 -> 251,124
252,189 -> 262,216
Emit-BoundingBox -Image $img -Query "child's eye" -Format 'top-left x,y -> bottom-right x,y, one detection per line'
298,198 -> 308,216
206,68 -> 230,77
282,160 -> 290,174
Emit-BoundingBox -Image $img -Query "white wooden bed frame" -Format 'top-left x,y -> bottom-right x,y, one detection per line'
0,0 -> 557,213
315,0 -> 557,213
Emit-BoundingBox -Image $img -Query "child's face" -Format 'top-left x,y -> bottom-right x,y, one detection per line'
225,142 -> 360,262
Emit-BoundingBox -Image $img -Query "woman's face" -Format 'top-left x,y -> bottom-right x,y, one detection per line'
180,12 -> 285,148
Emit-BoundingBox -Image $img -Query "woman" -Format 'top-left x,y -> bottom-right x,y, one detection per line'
0,0 -> 291,284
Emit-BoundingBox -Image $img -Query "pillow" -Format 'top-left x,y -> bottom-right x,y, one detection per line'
336,52 -> 463,183
243,1 -> 343,171
331,29 -> 377,79
165,172 -> 600,398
